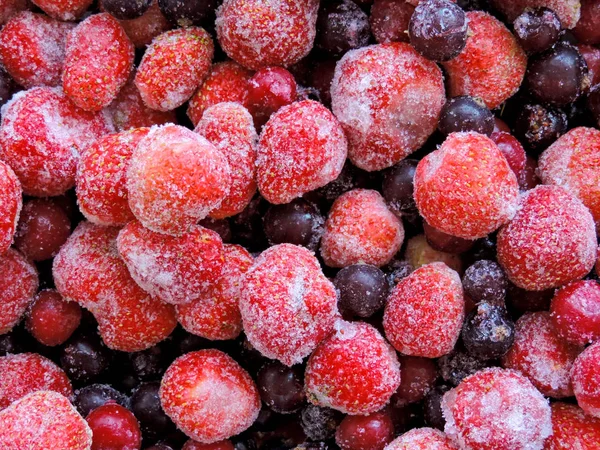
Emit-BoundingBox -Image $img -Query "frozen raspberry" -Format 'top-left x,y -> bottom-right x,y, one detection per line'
0,391 -> 92,450
126,124 -> 231,236
442,11 -> 527,109
188,61 -> 252,127
159,349 -> 260,443
0,0 -> 30,25
550,280 -> 600,346
335,411 -> 395,450
305,320 -> 401,415
26,290 -> 81,346
0,12 -> 73,89
0,86 -> 113,197
385,428 -> 458,449
538,127 -> 600,231
491,0 -> 581,29
31,0 -> 93,21
215,0 -> 319,70
404,234 -> 463,274
369,0 -> 414,44
442,368 -> 552,450
545,402 -> 600,449
0,160 -> 21,254
320,189 -> 404,268
246,66 -> 297,128
53,222 -> 177,351
383,262 -> 464,358
135,27 -> 213,111
571,342 -> 600,418
414,132 -> 519,240
63,13 -> 133,111
256,100 -> 346,204
117,221 -> 225,305
573,0 -> 600,44
0,353 -> 72,410
0,248 -> 38,334
331,42 -> 445,171
86,402 -> 142,450
176,244 -> 252,341
240,243 -> 338,366
502,312 -> 582,398
194,102 -> 258,219
183,441 -> 234,450
76,128 -> 149,226
497,185 -> 597,291
118,0 -> 172,48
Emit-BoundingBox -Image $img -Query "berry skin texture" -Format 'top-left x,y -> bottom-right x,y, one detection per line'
320,189 -> 404,268
240,244 -> 338,366
31,0 -> 93,21
159,349 -> 260,443
550,280 -> 600,346
0,248 -> 38,334
0,391 -> 92,450
117,221 -> 225,305
383,262 -> 464,358
335,411 -> 395,450
195,102 -> 258,219
63,13 -> 134,111
442,11 -> 527,109
370,0 -> 414,44
538,127 -> 600,232
385,427 -> 458,449
442,368 -> 552,450
135,27 -> 214,111
215,0 -> 319,70
126,124 -> 231,236
246,66 -> 297,129
414,132 -> 519,240
545,402 -> 600,449
26,290 -> 81,346
0,160 -> 21,254
86,402 -> 142,450
256,100 -> 347,205
331,42 -> 445,171
497,185 -> 597,291
571,342 -> 600,418
501,312 -> 582,398
490,0 -> 581,29
305,321 -> 401,415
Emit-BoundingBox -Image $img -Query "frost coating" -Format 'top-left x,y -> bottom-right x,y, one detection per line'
385,427 -> 458,449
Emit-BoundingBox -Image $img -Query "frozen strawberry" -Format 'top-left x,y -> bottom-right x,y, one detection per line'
215,0 -> 319,70
159,349 -> 260,443
404,234 -> 463,274
53,222 -> 177,351
183,440 -> 234,450
497,185 -> 597,291
0,86 -> 113,197
63,13 -> 133,111
0,248 -> 38,334
239,243 -> 338,366
383,262 -> 464,358
246,66 -> 297,129
194,102 -> 258,219
135,27 -> 213,111
26,290 -> 81,346
385,428 -> 458,450
370,0 -> 414,44
176,244 -> 252,341
0,11 -> 73,88
187,61 -> 253,127
490,131 -> 526,178
538,127 -> 600,231
502,312 -> 582,398
545,402 -> 600,449
415,132 -> 519,240
0,391 -> 92,450
86,402 -> 142,450
256,100 -> 347,204
305,320 -> 401,415
442,368 -> 552,450
571,342 -> 600,418
442,12 -> 527,109
127,124 -> 231,235
320,189 -> 404,268
331,42 -> 445,171
0,160 -> 21,254
491,0 -> 581,29
118,0 -> 171,48
31,0 -> 93,21
0,353 -> 72,410
0,0 -> 30,25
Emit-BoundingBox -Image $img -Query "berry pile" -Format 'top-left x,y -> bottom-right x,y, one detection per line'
0,1 -> 597,449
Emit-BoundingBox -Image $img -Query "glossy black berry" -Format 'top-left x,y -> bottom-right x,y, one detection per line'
438,96 -> 495,136
316,0 -> 371,57
60,333 -> 112,383
513,103 -> 568,152
131,381 -> 176,440
382,159 -> 418,215
334,264 -> 389,318
462,260 -> 507,305
462,303 -> 515,360
129,345 -> 167,381
257,361 -> 305,414
300,404 -> 342,441
263,199 -> 324,251
157,0 -> 220,27
423,385 -> 452,430
73,384 -> 129,417
102,0 -> 151,20
513,7 -> 562,54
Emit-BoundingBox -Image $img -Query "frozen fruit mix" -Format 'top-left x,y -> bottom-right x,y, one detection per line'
0,1 -> 598,449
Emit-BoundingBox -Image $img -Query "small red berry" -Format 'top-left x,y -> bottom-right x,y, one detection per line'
26,290 -> 82,347
86,402 -> 141,450
246,66 -> 297,128
335,411 -> 395,450
118,0 -> 172,48
550,280 -> 600,346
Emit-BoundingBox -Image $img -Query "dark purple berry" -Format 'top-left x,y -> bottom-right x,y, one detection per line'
382,159 -> 418,215
0,65 -> 17,111
300,404 -> 342,441
129,345 -> 167,381
60,333 -> 112,383
102,0 -> 151,19
334,264 -> 389,318
316,0 -> 371,57
131,381 -> 176,440
513,7 -> 562,54
462,303 -> 515,360
513,103 -> 568,152
437,349 -> 491,386
257,361 -> 305,414
263,199 -> 324,250
0,328 -> 26,356
157,0 -> 220,27
73,384 -> 129,417
589,85 -> 600,126
385,259 -> 414,287
462,260 -> 507,305
423,385 -> 451,430
295,443 -> 330,450
438,96 -> 495,136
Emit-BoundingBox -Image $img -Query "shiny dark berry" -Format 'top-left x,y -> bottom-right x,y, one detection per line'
131,381 -> 176,441
462,303 -> 515,360
385,259 -> 414,287
60,333 -> 112,383
246,66 -> 297,129
86,402 -> 142,450
394,355 -> 438,406
513,7 -> 562,54
316,0 -> 371,57
513,103 -> 568,152
462,260 -> 507,305
157,0 -> 219,27
423,222 -> 474,254
102,0 -> 151,20
300,404 -> 343,441
382,159 -> 418,215
437,349 -> 490,386
589,85 -> 600,126
74,384 -> 130,417
263,198 -> 324,251
409,0 -> 468,62
423,385 -> 451,430
129,345 -> 167,381
198,217 -> 232,243
257,361 -> 305,414
335,411 -> 395,450
438,96 -> 495,136
334,264 -> 388,318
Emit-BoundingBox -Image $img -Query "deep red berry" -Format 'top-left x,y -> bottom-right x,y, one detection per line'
86,402 -> 141,450
118,0 -> 172,48
335,411 -> 394,450
550,280 -> 600,346
370,0 -> 414,44
246,66 -> 297,128
26,290 -> 82,346
490,131 -> 526,178
31,0 -> 94,21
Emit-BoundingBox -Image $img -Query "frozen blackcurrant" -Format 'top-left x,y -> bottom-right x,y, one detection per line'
316,0 -> 371,57
102,0 -> 151,19
300,404 -> 343,441
157,0 -> 219,26
263,199 -> 324,251
437,349 -> 490,386
131,381 -> 176,441
257,361 -> 305,414
513,7 -> 562,54
73,384 -> 129,417
462,303 -> 515,360
60,333 -> 112,383
382,159 -> 418,216
438,96 -> 495,136
334,264 -> 389,318
423,384 -> 451,430
513,103 -> 568,152
462,260 -> 507,305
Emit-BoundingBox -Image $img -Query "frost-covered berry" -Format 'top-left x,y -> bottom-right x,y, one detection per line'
571,341 -> 600,418
385,428 -> 458,449
0,160 -> 21,254
545,402 -> 600,449
0,248 -> 38,334
550,280 -> 600,346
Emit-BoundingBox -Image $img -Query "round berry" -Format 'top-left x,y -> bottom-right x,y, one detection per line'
573,0 -> 600,44
571,342 -> 600,418
315,0 -> 371,57
335,411 -> 395,450
61,333 -> 113,383
0,248 -> 38,335
385,428 -> 458,449
545,402 -> 600,449
103,0 -> 151,20
369,0 -> 414,44
157,0 -> 218,27
74,384 -> 129,418
245,66 -> 297,129
334,264 -> 388,318
491,0 -> 581,29
437,96 -> 495,136
0,160 -> 21,255
513,7 -> 562,54
513,102 -> 568,153
131,382 -> 175,442
257,361 -> 305,414
461,303 -> 515,360
550,280 -> 600,346
31,0 -> 93,21
117,0 -> 172,49
394,355 -> 439,405
489,131 -> 526,178
26,290 -> 81,346
462,260 -> 507,305
262,199 -> 324,251
438,349 -> 490,387
301,404 -> 342,441
381,159 -> 418,216
86,402 -> 141,450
